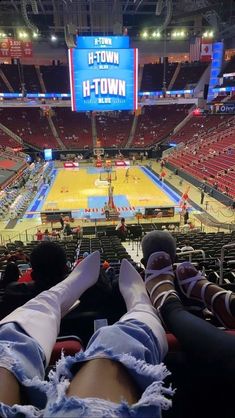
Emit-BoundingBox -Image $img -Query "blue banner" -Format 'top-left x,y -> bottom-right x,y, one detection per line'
216,104 -> 235,113
69,47 -> 138,112
76,36 -> 130,49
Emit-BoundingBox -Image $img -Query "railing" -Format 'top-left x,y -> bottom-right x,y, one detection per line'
0,224 -> 42,245
176,249 -> 206,274
219,243 -> 235,284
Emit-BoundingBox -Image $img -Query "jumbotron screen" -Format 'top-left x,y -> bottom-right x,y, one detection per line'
68,36 -> 138,112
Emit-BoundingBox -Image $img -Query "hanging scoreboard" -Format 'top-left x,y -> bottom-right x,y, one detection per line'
68,36 -> 138,112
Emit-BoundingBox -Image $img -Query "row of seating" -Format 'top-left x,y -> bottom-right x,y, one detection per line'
0,105 -> 191,150
0,61 -> 206,94
79,236 -> 135,264
168,114 -> 235,196
0,64 -> 69,93
131,104 -> 191,147
0,161 -> 53,220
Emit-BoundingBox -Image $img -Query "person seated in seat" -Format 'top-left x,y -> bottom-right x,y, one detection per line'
141,230 -> 176,267
74,251 -> 89,267
0,262 -> 21,291
0,242 -> 68,319
181,241 -> 194,252
43,229 -> 51,241
8,249 -> 30,263
0,251 -> 173,418
2,249 -> 235,417
115,217 -> 128,241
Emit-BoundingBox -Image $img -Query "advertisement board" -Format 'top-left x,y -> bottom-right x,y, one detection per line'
0,39 -> 33,58
44,149 -> 52,161
76,36 -> 130,49
68,36 -> 138,112
216,103 -> 235,114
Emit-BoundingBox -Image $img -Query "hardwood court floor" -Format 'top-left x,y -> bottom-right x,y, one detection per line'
42,166 -> 175,211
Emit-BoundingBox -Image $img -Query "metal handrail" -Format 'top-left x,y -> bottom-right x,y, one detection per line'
176,249 -> 206,273
219,243 -> 235,285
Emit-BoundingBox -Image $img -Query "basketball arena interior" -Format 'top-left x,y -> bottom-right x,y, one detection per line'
0,0 -> 235,417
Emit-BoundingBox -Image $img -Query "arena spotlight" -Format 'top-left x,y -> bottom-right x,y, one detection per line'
203,30 -> 214,38
51,34 -> 58,42
33,32 -> 39,38
152,31 -> 161,39
172,30 -> 185,38
141,31 -> 149,39
18,31 -> 29,39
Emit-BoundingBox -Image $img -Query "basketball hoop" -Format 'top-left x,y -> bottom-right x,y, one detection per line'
93,147 -> 104,157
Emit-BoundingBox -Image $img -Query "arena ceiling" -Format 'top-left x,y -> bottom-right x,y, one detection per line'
0,0 -> 234,39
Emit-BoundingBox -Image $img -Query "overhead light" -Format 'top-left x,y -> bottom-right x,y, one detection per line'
203,30 -> 214,38
172,30 -> 186,39
33,32 -> 39,38
18,31 -> 29,39
152,31 -> 160,39
51,34 -> 58,42
141,31 -> 148,39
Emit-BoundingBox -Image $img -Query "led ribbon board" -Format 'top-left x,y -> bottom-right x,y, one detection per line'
68,36 -> 138,112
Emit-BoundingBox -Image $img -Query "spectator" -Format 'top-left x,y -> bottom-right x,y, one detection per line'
102,260 -> 110,270
181,241 -> 194,252
72,225 -> 82,239
64,223 -> 72,236
8,249 -> 30,264
103,202 -> 110,220
59,214 -> 64,230
51,230 -> 60,240
115,217 -> 128,241
0,242 -> 68,319
74,251 -> 89,267
141,230 -> 176,266
36,229 -> 43,241
183,209 -> 189,225
43,229 -> 51,241
0,262 -> 21,290
200,189 -> 205,205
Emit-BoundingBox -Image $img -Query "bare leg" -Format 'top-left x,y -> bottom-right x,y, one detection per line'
67,259 -> 168,407
0,368 -> 20,406
67,359 -> 140,404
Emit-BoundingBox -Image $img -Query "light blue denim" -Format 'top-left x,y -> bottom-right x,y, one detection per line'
0,320 -> 174,418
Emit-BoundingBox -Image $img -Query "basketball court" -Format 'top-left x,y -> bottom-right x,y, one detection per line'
39,165 -> 179,219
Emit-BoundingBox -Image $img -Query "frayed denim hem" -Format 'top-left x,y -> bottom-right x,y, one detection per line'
44,347 -> 175,417
0,343 -> 48,418
0,403 -> 42,418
